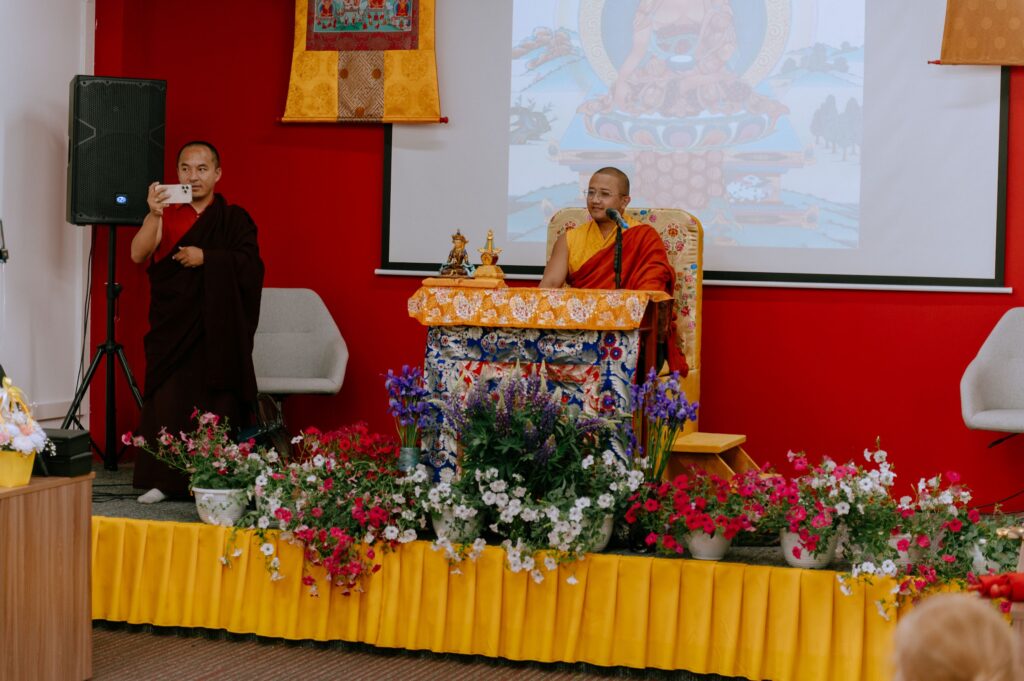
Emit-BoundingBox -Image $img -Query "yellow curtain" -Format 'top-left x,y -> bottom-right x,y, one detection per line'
941,0 -> 1024,65
92,517 -> 897,680
283,0 -> 440,123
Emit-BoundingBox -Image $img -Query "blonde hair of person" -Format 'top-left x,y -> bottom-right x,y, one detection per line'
893,592 -> 1023,681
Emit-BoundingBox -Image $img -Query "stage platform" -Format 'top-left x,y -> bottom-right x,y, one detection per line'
89,464 -> 898,681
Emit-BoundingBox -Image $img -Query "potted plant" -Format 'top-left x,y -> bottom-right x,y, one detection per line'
433,373 -> 623,581
124,410 -> 267,525
625,467 -> 766,560
384,365 -> 435,471
627,368 -> 699,484
763,452 -> 843,569
249,423 -> 428,595
0,377 -> 53,487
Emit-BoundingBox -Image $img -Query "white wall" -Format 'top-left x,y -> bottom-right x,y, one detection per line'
0,0 -> 94,421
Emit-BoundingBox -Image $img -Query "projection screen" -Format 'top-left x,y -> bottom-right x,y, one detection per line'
382,0 -> 1007,288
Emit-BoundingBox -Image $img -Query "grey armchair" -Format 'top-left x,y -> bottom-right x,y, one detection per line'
960,308 -> 1024,443
253,287 -> 348,396
248,288 -> 348,453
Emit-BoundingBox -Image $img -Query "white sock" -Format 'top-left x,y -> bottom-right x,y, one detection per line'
137,488 -> 167,504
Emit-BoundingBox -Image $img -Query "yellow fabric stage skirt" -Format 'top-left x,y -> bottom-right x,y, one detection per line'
91,517 -> 896,680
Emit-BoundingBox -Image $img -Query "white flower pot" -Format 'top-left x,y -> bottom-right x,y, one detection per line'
431,508 -> 483,543
684,529 -> 732,560
193,487 -> 248,526
586,514 -> 615,553
780,530 -> 838,569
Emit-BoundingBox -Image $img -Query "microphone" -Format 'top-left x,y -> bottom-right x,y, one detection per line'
606,209 -> 627,289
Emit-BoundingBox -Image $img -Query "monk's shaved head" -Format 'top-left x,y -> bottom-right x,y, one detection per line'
593,167 -> 630,196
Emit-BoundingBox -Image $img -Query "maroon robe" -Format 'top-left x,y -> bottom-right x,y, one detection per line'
567,224 -> 688,375
133,194 -> 264,494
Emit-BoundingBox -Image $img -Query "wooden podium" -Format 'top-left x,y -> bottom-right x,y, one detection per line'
0,474 -> 93,681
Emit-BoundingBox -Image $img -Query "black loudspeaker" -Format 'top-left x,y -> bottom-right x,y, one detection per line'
67,75 -> 166,225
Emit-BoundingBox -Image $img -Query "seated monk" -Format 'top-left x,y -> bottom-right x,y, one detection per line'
540,166 -> 687,375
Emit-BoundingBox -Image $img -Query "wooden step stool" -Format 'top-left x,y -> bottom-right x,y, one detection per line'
667,432 -> 759,480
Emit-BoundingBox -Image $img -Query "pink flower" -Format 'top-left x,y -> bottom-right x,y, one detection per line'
274,507 -> 293,523
810,513 -> 830,529
645,532 -> 658,546
945,471 -> 961,484
945,519 -> 963,533
968,509 -> 981,523
791,546 -> 803,559
643,498 -> 660,512
121,431 -> 134,446
942,554 -> 956,563
897,538 -> 911,552
916,535 -> 931,548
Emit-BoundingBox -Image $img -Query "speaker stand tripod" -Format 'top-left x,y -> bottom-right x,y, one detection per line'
62,225 -> 143,471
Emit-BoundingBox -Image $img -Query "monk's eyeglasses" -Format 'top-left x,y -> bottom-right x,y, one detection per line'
584,189 -> 623,200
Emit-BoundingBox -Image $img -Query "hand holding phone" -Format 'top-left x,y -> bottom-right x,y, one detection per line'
156,184 -> 192,204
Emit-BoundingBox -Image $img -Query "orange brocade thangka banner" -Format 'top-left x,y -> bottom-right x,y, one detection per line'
941,0 -> 1024,65
283,0 -> 440,123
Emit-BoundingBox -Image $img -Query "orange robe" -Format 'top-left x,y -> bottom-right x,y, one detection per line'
566,222 -> 688,375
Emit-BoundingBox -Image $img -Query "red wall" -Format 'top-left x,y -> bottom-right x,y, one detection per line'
91,1 -> 1024,510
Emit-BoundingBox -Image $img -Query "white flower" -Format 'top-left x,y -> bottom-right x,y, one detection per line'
531,569 -> 544,584
255,474 -> 268,487
232,548 -> 243,558
312,454 -> 325,468
544,557 -> 557,571
835,501 -> 850,516
880,560 -> 898,576
260,542 -> 275,556
270,557 -> 280,569
384,526 -> 399,540
495,493 -> 510,508
598,494 -> 615,509
581,455 -> 594,470
482,490 -> 498,505
602,450 -> 615,466
270,571 -> 284,582
400,529 -> 417,543
392,493 -> 406,504
858,561 -> 877,575
439,467 -> 455,483
521,556 -> 535,571
364,533 -> 375,544
513,486 -> 527,498
257,516 -> 270,530
857,478 -> 874,493
566,575 -> 579,585
290,435 -> 303,444
569,507 -> 583,523
489,479 -> 507,493
574,497 -> 591,510
306,474 -> 317,484
266,450 -> 279,462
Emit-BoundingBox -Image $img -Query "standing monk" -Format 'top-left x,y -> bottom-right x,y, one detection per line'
539,167 -> 686,374
130,141 -> 264,503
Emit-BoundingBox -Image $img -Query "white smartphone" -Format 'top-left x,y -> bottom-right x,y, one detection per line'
157,183 -> 192,204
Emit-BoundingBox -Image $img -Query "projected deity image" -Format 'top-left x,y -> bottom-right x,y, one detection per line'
507,0 -> 864,252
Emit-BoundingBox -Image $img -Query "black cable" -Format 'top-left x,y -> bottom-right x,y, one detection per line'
970,486 -> 1024,511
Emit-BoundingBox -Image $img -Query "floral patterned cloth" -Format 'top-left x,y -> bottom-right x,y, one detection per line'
421,325 -> 639,466
408,286 -> 670,331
